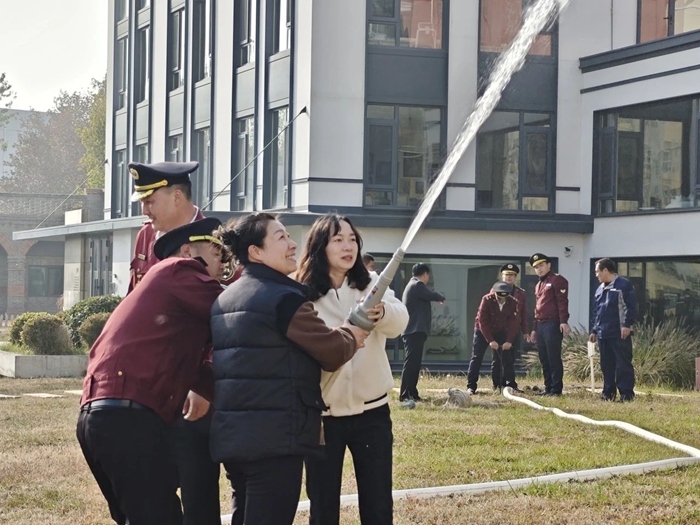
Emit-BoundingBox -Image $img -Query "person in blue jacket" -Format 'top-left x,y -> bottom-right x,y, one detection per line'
589,258 -> 638,402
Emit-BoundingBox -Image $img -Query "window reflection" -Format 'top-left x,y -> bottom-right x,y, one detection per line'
480,0 -> 553,55
368,0 -> 444,49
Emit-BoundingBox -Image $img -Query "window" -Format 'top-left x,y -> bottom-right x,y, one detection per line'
480,0 -> 554,56
192,128 -> 211,207
237,0 -> 257,66
368,0 -> 444,49
115,37 -> 129,110
364,105 -> 444,207
169,7 -> 186,90
596,96 -> 698,215
113,150 -> 129,218
590,257 -> 700,333
267,107 -> 288,209
234,117 -> 255,211
194,0 -> 213,82
476,111 -> 553,211
116,0 -> 128,22
138,0 -> 150,10
28,267 -> 63,297
272,0 -> 291,54
168,135 -> 183,162
136,27 -> 150,103
639,0 -> 700,43
134,144 -> 149,163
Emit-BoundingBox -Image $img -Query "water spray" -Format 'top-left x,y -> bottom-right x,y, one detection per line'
348,0 -> 570,331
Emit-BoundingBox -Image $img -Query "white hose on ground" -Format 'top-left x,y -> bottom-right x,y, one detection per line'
220,389 -> 700,523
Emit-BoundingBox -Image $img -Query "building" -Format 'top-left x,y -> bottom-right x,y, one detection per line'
14,0 -> 700,369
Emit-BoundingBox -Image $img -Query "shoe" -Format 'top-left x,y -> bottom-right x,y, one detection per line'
544,392 -> 562,397
510,386 -> 524,393
399,399 -> 416,409
600,394 -> 615,401
414,396 -> 427,403
618,395 -> 634,403
466,388 -> 475,395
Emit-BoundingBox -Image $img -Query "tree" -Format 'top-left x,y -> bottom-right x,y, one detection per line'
0,72 -> 16,152
78,78 -> 106,189
1,79 -> 105,194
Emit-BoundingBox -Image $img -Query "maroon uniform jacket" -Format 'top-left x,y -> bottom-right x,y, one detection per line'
128,209 -> 206,293
534,272 -> 570,327
475,293 -> 520,344
81,258 -> 222,423
513,286 -> 529,335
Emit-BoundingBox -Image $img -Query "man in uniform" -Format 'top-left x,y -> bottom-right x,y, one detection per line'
529,253 -> 571,396
77,218 -> 228,525
492,263 -> 530,390
466,282 -> 520,394
128,161 -> 222,525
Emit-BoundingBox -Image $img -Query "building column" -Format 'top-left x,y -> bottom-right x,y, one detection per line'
7,254 -> 27,314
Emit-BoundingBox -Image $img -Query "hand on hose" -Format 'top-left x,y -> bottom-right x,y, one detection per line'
363,301 -> 385,326
502,342 -> 512,351
343,321 -> 369,349
489,341 -> 499,349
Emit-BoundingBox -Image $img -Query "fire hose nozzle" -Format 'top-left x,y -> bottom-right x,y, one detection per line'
348,248 -> 405,331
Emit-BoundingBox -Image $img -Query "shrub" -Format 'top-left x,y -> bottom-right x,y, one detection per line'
9,312 -> 44,345
539,321 -> 700,390
20,314 -> 74,355
79,312 -> 111,349
64,295 -> 121,346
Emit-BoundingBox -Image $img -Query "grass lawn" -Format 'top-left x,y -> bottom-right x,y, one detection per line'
1,374 -> 700,524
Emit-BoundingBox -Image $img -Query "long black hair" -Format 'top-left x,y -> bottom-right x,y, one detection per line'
296,214 -> 371,301
221,212 -> 277,266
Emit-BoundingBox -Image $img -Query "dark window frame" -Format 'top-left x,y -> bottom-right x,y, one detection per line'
168,6 -> 186,91
637,0 -> 700,43
236,0 -> 257,67
28,266 -> 64,297
366,0 -> 448,51
115,36 -> 129,110
363,103 -> 447,209
191,128 -> 212,207
264,106 -> 290,210
233,115 -> 256,211
271,0 -> 292,55
135,25 -> 150,103
113,150 -> 130,219
193,0 -> 214,82
475,110 -> 556,213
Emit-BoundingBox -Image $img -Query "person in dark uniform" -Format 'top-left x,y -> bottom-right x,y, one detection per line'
128,161 -> 223,525
529,253 -> 571,396
492,263 -> 530,390
76,218 -> 228,525
466,282 -> 520,394
399,263 -> 445,402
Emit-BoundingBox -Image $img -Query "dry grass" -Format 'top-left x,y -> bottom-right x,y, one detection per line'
2,375 -> 700,524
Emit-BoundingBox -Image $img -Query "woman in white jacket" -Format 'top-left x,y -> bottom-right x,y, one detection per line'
296,214 -> 409,525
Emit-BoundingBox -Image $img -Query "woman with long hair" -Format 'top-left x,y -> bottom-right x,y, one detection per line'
296,214 -> 408,525
209,212 -> 368,525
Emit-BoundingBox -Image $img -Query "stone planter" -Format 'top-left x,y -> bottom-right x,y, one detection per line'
0,350 -> 88,378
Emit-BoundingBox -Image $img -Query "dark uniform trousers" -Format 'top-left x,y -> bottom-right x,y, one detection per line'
225,456 -> 304,525
536,321 -> 564,394
400,332 -> 428,401
467,330 -> 516,392
169,408 -> 221,525
599,336 -> 635,400
306,404 -> 393,525
76,406 -> 183,525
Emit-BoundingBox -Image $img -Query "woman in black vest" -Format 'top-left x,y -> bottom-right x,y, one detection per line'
210,212 -> 368,525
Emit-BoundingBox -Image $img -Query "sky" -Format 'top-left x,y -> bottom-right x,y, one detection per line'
0,0 -> 108,112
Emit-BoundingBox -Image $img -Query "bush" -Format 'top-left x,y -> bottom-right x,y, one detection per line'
541,321 -> 700,390
64,295 -> 121,346
9,312 -> 44,345
20,314 -> 74,355
79,312 -> 111,349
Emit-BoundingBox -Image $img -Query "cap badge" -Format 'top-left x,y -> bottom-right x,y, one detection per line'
130,168 -> 140,180
533,255 -> 539,261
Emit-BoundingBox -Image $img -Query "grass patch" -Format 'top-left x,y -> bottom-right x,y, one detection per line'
1,376 -> 700,524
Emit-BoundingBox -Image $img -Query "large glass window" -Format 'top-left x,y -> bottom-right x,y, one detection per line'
28,267 -> 63,297
234,117 -> 255,211
596,96 -> 698,215
267,107 -> 288,209
480,0 -> 554,56
169,7 -> 186,90
115,37 -> 129,110
639,0 -> 700,43
591,258 -> 700,333
136,27 -> 150,103
368,0 -> 444,49
272,0 -> 291,54
476,111 -> 553,212
113,150 -> 129,218
194,0 -> 213,82
364,105 -> 444,207
192,128 -> 211,207
237,0 -> 257,66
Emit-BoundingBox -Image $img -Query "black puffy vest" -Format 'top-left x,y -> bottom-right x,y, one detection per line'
209,263 -> 326,463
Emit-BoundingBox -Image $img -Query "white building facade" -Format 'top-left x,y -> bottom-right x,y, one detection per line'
16,0 -> 700,369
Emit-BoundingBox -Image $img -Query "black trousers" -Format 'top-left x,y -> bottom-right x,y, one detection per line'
224,455 -> 303,525
169,408 -> 221,525
76,407 -> 183,525
536,321 -> 564,394
466,330 -> 515,392
306,404 -> 393,525
399,332 -> 428,401
599,336 -> 635,400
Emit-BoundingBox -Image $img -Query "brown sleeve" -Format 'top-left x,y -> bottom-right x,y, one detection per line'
189,346 -> 214,402
506,301 -> 520,344
476,296 -> 495,342
286,301 -> 358,372
554,275 -> 570,323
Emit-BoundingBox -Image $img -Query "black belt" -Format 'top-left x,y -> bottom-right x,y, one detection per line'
80,399 -> 149,412
364,394 -> 388,405
536,319 -> 559,323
